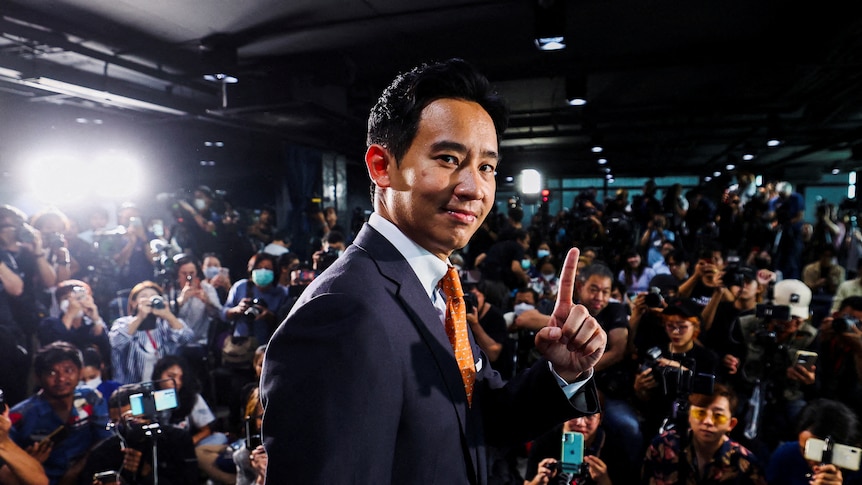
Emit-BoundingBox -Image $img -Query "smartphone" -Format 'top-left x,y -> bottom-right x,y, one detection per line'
45,424 -> 69,445
245,417 -> 262,451
805,438 -> 862,471
794,350 -> 818,371
93,470 -> 119,484
560,431 -> 584,473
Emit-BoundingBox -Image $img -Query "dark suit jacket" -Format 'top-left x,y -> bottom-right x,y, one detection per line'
260,224 -> 599,484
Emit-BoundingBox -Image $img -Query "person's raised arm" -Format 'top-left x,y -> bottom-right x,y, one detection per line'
534,248 -> 607,382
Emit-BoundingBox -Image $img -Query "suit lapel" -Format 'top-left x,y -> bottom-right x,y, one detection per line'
352,225 -> 478,481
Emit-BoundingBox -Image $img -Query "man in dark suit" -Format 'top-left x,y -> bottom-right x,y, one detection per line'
260,58 -> 607,484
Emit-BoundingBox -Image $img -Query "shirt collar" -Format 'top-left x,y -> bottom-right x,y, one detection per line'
368,212 -> 449,300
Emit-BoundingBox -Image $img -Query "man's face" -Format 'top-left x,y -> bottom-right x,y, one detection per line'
577,275 -> 612,315
514,290 -> 535,306
668,258 -> 686,280
689,396 -> 736,447
40,359 -> 81,399
368,98 -> 498,259
735,278 -> 758,301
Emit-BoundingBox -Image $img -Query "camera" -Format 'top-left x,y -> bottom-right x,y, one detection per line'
755,302 -> 791,322
639,346 -> 663,372
645,287 -> 664,308
44,231 -> 65,251
317,249 -> 340,273
16,224 -> 36,245
463,292 -> 479,313
149,296 -> 166,310
128,380 -> 179,419
832,315 -> 861,333
243,298 -> 267,320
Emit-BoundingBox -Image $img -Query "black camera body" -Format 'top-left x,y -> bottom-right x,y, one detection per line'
463,292 -> 479,313
833,315 -> 861,333
755,302 -> 791,322
243,297 -> 268,321
317,249 -> 340,272
644,287 -> 664,308
150,296 -> 166,310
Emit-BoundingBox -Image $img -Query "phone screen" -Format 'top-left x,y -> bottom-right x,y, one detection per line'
153,388 -> 178,412
129,393 -> 146,416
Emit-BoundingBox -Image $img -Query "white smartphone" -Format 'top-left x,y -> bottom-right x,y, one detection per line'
804,437 -> 862,471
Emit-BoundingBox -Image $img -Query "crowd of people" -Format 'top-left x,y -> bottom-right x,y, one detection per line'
1,173 -> 862,484
0,196 -> 340,485
0,170 -> 860,484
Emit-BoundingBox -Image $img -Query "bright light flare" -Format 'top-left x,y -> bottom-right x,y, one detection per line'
21,149 -> 146,204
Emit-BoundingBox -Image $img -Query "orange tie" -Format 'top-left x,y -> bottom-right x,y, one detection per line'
440,267 -> 476,406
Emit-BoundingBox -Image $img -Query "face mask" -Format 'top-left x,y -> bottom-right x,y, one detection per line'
81,377 -> 102,389
193,198 -> 207,211
521,259 -> 531,270
251,268 -> 274,287
542,272 -> 556,278
59,299 -> 84,318
537,249 -> 550,259
203,266 -> 220,280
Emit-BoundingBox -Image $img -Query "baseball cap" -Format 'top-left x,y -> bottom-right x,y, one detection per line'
662,298 -> 702,321
772,279 -> 811,319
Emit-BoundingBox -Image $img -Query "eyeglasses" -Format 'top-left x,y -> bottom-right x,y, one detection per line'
690,406 -> 730,425
665,322 -> 692,333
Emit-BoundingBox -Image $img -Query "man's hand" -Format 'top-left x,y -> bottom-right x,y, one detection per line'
787,364 -> 816,385
534,248 -> 607,382
26,439 -> 53,463
526,458 -> 558,485
122,447 -> 143,474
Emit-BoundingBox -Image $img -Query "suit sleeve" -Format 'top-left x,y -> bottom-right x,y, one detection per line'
260,292 -> 403,484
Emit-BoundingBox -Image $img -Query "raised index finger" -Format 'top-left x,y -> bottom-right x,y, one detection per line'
554,247 -> 580,311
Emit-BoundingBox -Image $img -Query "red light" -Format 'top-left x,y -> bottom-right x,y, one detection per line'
541,189 -> 550,196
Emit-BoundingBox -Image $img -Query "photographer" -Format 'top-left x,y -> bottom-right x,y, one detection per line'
233,386 -> 266,485
524,411 -> 615,485
816,296 -> 862,411
642,384 -> 766,485
109,281 -> 193,385
80,384 -> 198,485
463,281 -> 511,379
634,299 -> 718,440
37,280 -> 110,368
766,399 -> 858,485
222,253 -> 289,345
735,279 -> 818,448
311,231 -> 346,274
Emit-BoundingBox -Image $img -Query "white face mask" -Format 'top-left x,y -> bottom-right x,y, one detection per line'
59,299 -> 84,318
80,377 -> 102,389
194,198 -> 207,211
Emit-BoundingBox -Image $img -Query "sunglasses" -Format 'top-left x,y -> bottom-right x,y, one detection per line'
690,406 -> 730,425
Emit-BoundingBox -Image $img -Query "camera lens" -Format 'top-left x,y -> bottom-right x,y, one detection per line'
150,296 -> 165,310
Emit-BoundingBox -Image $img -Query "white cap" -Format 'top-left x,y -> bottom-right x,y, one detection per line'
773,279 -> 811,319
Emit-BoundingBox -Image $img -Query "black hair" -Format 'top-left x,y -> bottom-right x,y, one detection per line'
151,355 -> 198,424
34,341 -> 83,376
796,399 -> 859,445
839,296 -> 862,312
324,230 -> 345,245
367,58 -> 508,163
578,263 -> 615,284
81,347 -> 103,368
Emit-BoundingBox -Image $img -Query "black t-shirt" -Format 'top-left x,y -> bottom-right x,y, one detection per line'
478,304 -> 514,380
480,240 -> 525,289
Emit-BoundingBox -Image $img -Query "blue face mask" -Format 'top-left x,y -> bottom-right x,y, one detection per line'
537,249 -> 550,259
251,268 -> 274,287
203,266 -> 220,280
521,259 -> 531,270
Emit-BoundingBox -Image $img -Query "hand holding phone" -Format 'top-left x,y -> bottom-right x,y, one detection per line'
795,350 -> 818,371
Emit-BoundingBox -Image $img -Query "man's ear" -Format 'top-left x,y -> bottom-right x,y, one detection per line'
365,144 -> 393,188
727,416 -> 738,432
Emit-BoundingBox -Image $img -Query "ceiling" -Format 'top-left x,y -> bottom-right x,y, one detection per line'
3,0 -> 862,186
